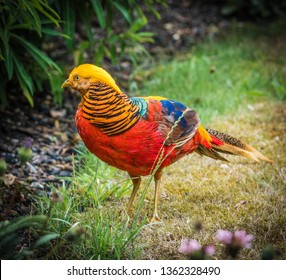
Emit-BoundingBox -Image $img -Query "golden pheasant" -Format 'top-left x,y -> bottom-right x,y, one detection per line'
62,64 -> 272,222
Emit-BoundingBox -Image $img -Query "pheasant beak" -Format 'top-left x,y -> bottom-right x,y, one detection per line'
61,79 -> 71,89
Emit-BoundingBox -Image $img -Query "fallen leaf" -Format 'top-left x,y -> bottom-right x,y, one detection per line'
3,174 -> 16,186
54,131 -> 68,142
50,109 -> 67,118
72,133 -> 82,143
54,119 -> 60,129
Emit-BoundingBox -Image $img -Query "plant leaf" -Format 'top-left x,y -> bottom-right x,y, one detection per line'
95,42 -> 105,65
21,0 -> 42,36
90,0 -> 106,29
111,1 -> 132,24
13,55 -> 34,106
34,0 -> 61,27
0,30 -> 14,79
62,0 -> 75,50
0,216 -> 46,240
42,28 -> 70,39
129,17 -> 147,33
13,54 -> 33,94
79,9 -> 94,48
11,34 -> 62,73
34,233 -> 60,248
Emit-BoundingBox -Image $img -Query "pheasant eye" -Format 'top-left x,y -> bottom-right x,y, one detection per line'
75,75 -> 80,81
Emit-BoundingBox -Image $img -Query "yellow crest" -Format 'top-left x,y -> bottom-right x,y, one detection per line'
70,64 -> 121,93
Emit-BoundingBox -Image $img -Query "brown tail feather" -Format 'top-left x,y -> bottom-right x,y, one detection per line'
195,144 -> 229,162
196,128 -> 273,163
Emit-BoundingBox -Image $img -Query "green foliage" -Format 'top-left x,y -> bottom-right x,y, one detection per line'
57,0 -> 164,66
72,144 -> 131,205
0,215 -> 47,259
83,210 -> 143,259
270,77 -> 286,100
0,144 -> 146,259
32,144 -> 146,259
134,21 -> 286,123
260,245 -> 281,260
17,146 -> 33,164
129,23 -> 286,259
0,0 -> 164,106
0,0 -> 63,106
0,159 -> 7,175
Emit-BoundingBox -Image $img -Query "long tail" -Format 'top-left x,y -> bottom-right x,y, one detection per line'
194,125 -> 273,163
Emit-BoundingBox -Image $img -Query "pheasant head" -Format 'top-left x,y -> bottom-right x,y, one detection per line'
61,64 -> 121,95
62,64 -> 140,136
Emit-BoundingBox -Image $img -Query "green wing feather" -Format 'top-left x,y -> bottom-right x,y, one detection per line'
130,97 -> 148,116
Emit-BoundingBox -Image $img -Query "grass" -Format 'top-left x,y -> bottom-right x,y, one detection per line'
21,20 -> 286,260
32,145 -> 147,260
137,101 -> 286,259
131,21 -> 286,124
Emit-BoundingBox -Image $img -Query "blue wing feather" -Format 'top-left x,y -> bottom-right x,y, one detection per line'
159,99 -> 200,145
160,99 -> 189,128
130,96 -> 200,145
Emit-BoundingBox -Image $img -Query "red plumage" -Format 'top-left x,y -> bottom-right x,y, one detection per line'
76,106 -> 199,176
63,63 -> 272,221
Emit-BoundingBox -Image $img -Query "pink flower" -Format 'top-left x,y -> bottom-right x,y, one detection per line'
216,229 -> 233,245
204,244 -> 215,256
233,230 -> 254,248
178,239 -> 202,255
216,229 -> 254,258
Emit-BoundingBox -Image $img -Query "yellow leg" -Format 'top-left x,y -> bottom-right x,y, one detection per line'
126,173 -> 141,215
150,171 -> 163,222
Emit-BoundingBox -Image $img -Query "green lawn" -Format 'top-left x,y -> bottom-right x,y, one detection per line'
132,21 -> 286,123
28,21 -> 286,259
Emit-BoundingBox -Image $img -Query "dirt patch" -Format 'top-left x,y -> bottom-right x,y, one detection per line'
0,92 -> 81,221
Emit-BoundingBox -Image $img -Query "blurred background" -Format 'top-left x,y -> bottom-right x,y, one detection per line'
1,0 -> 286,106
